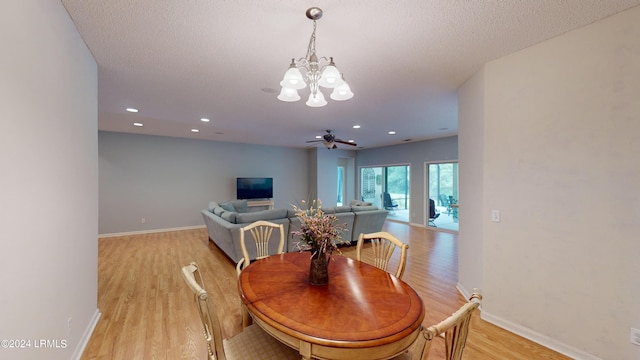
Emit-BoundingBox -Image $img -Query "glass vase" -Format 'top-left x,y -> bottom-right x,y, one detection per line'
308,250 -> 329,286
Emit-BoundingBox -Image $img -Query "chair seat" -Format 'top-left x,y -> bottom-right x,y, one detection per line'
224,323 -> 300,360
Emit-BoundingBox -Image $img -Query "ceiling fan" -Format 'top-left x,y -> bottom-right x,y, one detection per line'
306,130 -> 357,149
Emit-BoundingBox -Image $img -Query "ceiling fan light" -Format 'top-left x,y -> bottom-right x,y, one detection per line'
280,64 -> 306,90
318,63 -> 343,88
330,81 -> 354,101
306,91 -> 327,107
277,87 -> 301,102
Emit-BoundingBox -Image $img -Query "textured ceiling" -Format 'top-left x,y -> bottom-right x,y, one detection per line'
61,0 -> 640,149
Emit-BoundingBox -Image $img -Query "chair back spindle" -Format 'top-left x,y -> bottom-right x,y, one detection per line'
356,231 -> 409,279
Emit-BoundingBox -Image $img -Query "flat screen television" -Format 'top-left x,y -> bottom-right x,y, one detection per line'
236,177 -> 273,200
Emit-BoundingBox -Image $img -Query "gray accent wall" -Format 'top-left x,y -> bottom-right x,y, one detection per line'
315,147 -> 357,208
99,132 -> 309,234
1,2 -> 99,359
459,6 -> 640,359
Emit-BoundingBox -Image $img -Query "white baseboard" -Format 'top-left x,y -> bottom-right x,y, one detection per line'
456,283 -> 472,300
99,225 -> 206,238
457,282 -> 600,360
71,309 -> 101,360
480,312 -> 602,360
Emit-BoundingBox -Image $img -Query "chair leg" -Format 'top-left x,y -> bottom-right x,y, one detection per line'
241,303 -> 252,328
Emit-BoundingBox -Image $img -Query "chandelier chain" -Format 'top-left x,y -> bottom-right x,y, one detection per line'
306,20 -> 317,61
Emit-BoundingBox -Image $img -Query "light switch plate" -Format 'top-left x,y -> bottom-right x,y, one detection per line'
491,210 -> 500,222
631,327 -> 640,346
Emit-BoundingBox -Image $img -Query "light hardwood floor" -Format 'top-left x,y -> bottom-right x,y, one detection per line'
82,222 -> 571,359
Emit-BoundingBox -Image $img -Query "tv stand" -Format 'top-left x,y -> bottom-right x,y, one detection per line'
246,199 -> 274,210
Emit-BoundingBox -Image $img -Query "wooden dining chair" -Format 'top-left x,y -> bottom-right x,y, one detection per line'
356,231 -> 409,279
393,292 -> 482,360
181,262 -> 300,360
236,220 -> 285,277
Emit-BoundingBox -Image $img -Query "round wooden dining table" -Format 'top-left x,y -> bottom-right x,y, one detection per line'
238,252 -> 425,360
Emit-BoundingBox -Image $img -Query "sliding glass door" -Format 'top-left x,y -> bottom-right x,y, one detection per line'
360,165 -> 410,222
426,162 -> 458,231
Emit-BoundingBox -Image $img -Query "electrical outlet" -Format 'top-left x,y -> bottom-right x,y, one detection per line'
631,327 -> 640,346
141,218 -> 146,224
491,210 -> 501,222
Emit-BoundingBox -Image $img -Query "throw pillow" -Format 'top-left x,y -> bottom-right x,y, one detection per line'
229,199 -> 248,213
349,200 -> 373,207
220,202 -> 236,212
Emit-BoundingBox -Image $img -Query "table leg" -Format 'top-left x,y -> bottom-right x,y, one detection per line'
299,341 -> 312,360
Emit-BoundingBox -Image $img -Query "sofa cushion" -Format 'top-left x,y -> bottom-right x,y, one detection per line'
351,205 -> 379,212
221,211 -> 237,223
334,206 -> 352,213
228,199 -> 248,213
350,200 -> 373,207
220,202 -> 236,212
213,206 -> 226,216
287,209 -> 298,218
235,208 -> 288,224
321,206 -> 351,214
322,207 -> 336,214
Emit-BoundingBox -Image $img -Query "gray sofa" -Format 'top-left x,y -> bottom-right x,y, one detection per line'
202,200 -> 388,263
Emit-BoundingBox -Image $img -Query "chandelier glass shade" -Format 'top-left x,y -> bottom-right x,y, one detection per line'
278,7 -> 353,107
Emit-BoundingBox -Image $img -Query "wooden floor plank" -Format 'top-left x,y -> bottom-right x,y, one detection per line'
82,223 -> 570,359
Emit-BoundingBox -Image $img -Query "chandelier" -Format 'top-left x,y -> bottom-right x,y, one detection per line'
277,7 -> 354,107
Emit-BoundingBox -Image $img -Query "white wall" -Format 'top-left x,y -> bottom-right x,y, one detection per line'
0,1 -> 99,359
457,68 -> 485,296
459,6 -> 640,359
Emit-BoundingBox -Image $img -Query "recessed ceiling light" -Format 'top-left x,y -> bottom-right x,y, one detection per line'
133,122 -> 143,127
353,125 -> 360,129
201,118 -> 210,122
388,131 -> 396,135
348,140 -> 355,143
126,108 -> 139,113
315,135 -> 322,139
191,129 -> 199,133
